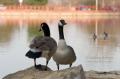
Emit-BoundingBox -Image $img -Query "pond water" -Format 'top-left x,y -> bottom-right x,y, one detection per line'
0,17 -> 120,78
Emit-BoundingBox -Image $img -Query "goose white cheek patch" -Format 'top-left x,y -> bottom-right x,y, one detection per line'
58,21 -> 63,26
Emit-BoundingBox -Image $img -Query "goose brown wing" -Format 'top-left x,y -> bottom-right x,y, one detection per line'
67,46 -> 76,62
29,36 -> 43,48
29,36 -> 57,52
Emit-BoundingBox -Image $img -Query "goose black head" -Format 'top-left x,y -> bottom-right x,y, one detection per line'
58,19 -> 67,27
39,22 -> 50,37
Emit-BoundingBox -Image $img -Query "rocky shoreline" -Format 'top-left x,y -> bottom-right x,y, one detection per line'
3,65 -> 120,79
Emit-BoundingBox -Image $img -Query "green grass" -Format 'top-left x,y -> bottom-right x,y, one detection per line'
24,0 -> 48,5
0,0 -> 18,5
28,25 -> 43,40
0,0 -> 48,5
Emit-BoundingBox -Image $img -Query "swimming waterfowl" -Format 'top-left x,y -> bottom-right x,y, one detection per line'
103,32 -> 108,40
26,23 -> 57,70
53,20 -> 76,70
93,33 -> 97,41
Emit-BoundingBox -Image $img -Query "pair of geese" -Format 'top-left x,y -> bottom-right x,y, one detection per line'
26,20 -> 76,70
93,32 -> 108,41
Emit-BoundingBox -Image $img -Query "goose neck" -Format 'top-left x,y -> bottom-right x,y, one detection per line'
58,25 -> 64,39
42,26 -> 50,37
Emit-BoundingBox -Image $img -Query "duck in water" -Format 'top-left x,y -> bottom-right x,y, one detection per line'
93,33 -> 97,41
103,32 -> 108,40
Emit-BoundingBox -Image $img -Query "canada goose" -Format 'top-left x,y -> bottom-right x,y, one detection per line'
103,32 -> 108,40
53,20 -> 76,70
93,33 -> 97,41
26,23 -> 57,70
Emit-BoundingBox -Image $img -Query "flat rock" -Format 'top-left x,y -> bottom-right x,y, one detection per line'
3,65 -> 86,79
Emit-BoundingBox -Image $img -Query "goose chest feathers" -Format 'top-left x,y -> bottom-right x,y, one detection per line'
53,40 -> 76,64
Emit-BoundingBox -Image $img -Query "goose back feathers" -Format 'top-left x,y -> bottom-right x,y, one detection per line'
30,36 -> 57,58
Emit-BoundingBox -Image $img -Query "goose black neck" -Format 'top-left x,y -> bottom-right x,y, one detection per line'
42,26 -> 50,37
58,25 -> 64,39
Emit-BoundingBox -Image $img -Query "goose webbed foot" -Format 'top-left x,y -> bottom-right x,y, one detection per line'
45,60 -> 49,71
34,59 -> 42,69
45,65 -> 48,71
35,64 -> 42,70
45,67 -> 48,71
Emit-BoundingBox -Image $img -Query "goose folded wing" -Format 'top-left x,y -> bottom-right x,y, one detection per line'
29,36 -> 43,48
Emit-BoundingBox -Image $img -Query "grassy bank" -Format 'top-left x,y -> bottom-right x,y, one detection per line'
23,0 -> 48,5
0,0 -> 17,5
0,0 -> 48,5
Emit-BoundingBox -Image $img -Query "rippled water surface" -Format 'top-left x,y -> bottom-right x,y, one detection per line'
0,17 -> 120,78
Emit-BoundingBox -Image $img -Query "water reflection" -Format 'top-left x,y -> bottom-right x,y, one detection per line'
0,17 -> 120,78
0,21 -> 17,46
